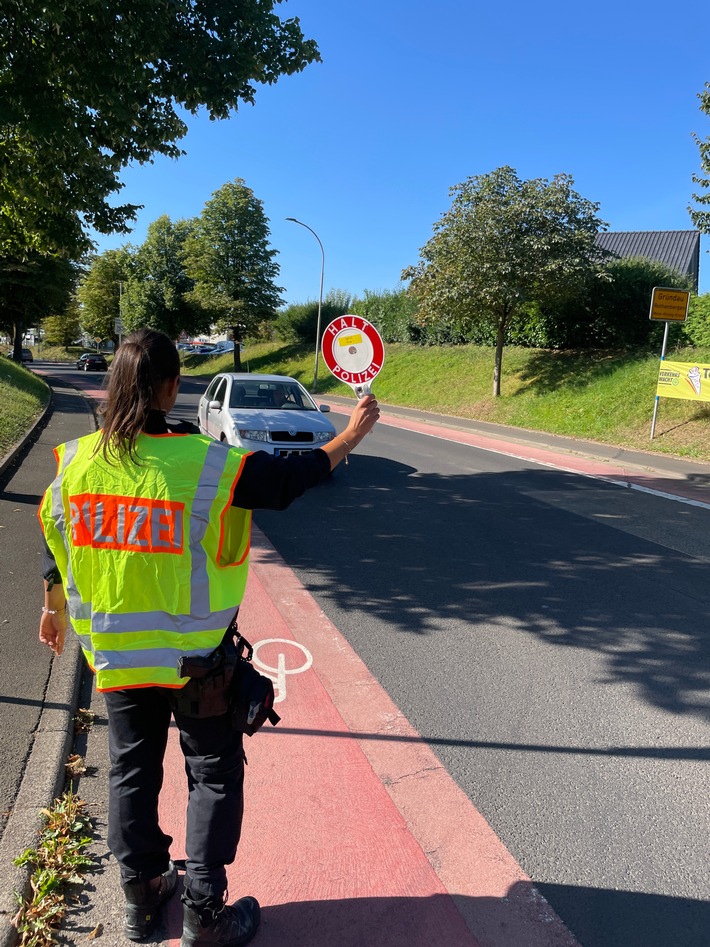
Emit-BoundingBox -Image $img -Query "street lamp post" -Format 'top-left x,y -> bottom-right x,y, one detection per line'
286,217 -> 324,392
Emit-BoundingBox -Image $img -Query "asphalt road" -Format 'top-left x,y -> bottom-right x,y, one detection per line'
253,416 -> 710,947
3,365 -> 710,947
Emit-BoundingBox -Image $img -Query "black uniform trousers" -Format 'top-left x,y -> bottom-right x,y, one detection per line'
105,686 -> 245,900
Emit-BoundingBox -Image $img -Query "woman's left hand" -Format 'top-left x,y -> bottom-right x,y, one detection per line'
39,610 -> 67,656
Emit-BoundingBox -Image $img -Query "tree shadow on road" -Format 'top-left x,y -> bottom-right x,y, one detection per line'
255,454 -> 710,726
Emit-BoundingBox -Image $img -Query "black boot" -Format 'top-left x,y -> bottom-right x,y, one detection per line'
181,890 -> 261,947
123,861 -> 178,941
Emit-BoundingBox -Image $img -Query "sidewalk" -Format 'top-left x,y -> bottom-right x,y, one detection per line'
4,372 -> 710,946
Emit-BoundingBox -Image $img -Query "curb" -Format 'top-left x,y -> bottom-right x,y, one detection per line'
0,635 -> 82,947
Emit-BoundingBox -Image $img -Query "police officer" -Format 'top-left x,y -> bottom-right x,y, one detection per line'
38,329 -> 379,946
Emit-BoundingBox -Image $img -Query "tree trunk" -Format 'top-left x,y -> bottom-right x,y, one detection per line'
13,319 -> 23,361
493,316 -> 506,397
230,327 -> 243,372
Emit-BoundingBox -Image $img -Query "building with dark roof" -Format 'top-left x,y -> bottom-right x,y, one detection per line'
594,230 -> 700,291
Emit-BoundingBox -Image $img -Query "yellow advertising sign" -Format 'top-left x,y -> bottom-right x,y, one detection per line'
656,361 -> 710,402
648,287 -> 690,322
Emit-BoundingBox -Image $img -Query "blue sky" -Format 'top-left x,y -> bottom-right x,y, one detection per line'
92,0 -> 710,303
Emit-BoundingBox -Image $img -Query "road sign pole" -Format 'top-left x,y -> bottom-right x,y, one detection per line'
650,320 -> 670,440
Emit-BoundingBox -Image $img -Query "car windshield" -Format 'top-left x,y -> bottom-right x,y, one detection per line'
229,381 -> 316,411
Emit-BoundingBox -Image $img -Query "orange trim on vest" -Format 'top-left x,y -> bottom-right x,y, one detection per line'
216,450 -> 253,568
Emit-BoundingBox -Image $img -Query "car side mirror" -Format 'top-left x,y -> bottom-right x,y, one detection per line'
318,405 -> 331,413
208,400 -> 222,411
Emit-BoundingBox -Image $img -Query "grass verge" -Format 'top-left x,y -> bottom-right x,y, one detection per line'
0,359 -> 49,459
181,341 -> 710,463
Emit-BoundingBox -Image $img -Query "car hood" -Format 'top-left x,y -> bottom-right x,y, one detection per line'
227,408 -> 336,434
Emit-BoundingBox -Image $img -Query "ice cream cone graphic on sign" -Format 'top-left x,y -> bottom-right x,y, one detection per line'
687,366 -> 701,396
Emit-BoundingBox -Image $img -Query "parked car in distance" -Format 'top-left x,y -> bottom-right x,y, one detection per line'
209,340 -> 235,355
6,348 -> 34,362
197,373 -> 336,456
76,352 -> 108,371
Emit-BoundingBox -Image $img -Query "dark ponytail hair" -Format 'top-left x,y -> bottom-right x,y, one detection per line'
97,329 -> 180,462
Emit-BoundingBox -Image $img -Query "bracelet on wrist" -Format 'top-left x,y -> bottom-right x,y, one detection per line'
339,436 -> 353,465
42,606 -> 66,615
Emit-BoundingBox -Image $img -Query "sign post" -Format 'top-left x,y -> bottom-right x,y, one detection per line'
321,315 -> 385,399
649,287 -> 690,439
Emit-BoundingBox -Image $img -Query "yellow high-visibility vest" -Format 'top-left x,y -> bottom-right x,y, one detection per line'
38,429 -> 252,691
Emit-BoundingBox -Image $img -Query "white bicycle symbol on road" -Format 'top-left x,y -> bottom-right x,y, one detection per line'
251,638 -> 313,705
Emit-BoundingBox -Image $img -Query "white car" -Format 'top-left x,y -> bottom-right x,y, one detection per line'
209,340 -> 235,355
197,373 -> 337,456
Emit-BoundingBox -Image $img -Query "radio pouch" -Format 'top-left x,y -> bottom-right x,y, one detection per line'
172,620 -> 280,736
171,646 -> 234,718
229,633 -> 281,736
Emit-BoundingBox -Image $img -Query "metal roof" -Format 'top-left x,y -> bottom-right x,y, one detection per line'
594,230 -> 700,289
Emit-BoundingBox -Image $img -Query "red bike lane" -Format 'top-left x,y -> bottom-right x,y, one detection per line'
157,526 -> 579,947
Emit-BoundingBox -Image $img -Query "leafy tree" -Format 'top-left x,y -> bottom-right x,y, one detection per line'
77,248 -> 133,344
403,166 -> 606,395
183,179 -> 283,370
41,302 -> 83,348
0,0 -> 320,257
690,82 -> 710,234
0,254 -> 77,357
122,216 -> 207,339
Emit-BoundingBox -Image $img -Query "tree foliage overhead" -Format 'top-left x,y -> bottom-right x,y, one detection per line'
403,166 -> 607,395
183,178 -> 283,368
690,82 -> 710,234
0,0 -> 320,257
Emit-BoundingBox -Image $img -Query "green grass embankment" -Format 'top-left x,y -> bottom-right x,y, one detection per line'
0,358 -> 49,458
182,342 -> 710,463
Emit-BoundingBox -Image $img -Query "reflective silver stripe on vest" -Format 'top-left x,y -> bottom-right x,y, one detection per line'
186,440 -> 233,618
90,605 -> 236,635
92,644 -> 219,673
50,439 -> 92,621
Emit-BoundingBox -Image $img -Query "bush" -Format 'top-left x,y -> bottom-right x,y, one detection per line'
529,257 -> 694,349
351,288 -> 423,343
274,289 -> 352,344
679,293 -> 710,347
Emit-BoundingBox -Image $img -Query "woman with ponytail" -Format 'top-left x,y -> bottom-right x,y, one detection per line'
38,329 -> 379,946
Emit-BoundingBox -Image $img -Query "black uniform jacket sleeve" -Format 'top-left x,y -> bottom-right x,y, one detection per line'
40,411 -> 332,580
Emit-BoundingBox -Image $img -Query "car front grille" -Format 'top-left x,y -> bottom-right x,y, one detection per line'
271,431 -> 314,444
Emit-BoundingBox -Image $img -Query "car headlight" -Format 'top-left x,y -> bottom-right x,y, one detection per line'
314,431 -> 335,443
238,429 -> 270,442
